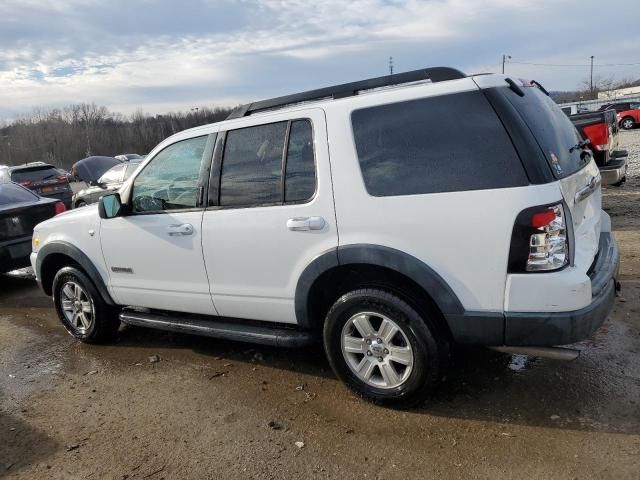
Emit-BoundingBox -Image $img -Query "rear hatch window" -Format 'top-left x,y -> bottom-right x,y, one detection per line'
0,183 -> 39,205
503,86 -> 587,179
11,166 -> 62,184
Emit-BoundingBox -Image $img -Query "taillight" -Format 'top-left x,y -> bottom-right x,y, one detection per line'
508,203 -> 569,273
54,202 -> 66,215
19,180 -> 32,186
56,175 -> 68,182
583,123 -> 609,151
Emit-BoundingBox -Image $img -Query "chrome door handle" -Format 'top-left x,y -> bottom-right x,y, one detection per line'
167,223 -> 194,236
287,216 -> 325,231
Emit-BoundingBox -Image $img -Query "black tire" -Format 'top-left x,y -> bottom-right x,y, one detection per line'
620,117 -> 635,130
323,288 -> 447,407
612,176 -> 626,187
75,200 -> 87,208
52,266 -> 120,344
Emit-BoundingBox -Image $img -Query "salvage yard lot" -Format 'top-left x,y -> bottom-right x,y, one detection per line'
1,131 -> 640,479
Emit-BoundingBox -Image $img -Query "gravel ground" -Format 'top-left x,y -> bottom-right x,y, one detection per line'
620,129 -> 640,178
1,134 -> 640,479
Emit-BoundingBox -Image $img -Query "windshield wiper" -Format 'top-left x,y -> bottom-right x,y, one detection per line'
570,139 -> 591,153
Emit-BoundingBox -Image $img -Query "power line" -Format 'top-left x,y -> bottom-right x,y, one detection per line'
508,60 -> 640,67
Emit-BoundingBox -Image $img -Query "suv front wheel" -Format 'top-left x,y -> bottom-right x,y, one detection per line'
52,266 -> 120,343
323,289 -> 446,407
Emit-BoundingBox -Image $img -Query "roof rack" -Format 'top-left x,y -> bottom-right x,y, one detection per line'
226,66 -> 465,120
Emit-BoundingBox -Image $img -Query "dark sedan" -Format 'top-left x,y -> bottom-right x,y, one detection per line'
0,163 -> 73,209
72,160 -> 141,208
0,182 -> 64,274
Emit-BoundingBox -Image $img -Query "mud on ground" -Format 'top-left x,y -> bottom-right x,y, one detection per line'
1,132 -> 639,479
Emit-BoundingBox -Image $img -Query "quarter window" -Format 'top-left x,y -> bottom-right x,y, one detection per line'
284,120 -> 315,202
351,91 -> 527,196
220,122 -> 287,207
132,136 -> 207,212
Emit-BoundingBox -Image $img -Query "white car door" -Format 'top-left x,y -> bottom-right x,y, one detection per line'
201,109 -> 337,324
100,134 -> 218,316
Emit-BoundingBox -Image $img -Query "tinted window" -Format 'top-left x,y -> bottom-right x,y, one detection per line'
285,120 -> 315,202
98,164 -> 125,184
0,183 -> 38,205
10,166 -> 59,183
132,136 -> 207,212
351,91 -> 527,197
220,122 -> 287,207
505,87 -> 587,178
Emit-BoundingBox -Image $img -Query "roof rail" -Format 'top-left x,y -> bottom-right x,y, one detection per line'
226,66 -> 465,120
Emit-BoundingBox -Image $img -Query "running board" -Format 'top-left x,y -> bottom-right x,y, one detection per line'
119,309 -> 313,348
489,346 -> 580,361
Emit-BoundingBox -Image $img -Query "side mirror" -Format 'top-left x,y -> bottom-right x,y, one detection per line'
98,193 -> 123,219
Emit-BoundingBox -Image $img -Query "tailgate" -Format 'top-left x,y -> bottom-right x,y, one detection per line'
558,160 -> 602,271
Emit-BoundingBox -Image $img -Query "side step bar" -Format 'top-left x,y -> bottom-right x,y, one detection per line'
119,309 -> 313,348
489,346 -> 580,361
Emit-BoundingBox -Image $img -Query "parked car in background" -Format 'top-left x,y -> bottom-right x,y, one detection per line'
617,108 -> 640,130
114,153 -> 143,162
0,181 -> 64,274
569,109 -> 627,185
0,163 -> 73,208
71,156 -> 122,184
72,160 -> 142,208
597,101 -> 640,113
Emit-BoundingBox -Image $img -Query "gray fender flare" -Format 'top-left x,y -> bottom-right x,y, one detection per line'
36,240 -> 116,305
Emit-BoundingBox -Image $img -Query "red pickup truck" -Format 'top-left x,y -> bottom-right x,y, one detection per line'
569,109 -> 627,186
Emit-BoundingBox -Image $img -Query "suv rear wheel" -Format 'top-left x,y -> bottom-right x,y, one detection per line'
323,288 -> 446,407
52,266 -> 120,343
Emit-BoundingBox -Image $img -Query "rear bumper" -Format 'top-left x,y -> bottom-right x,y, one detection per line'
504,232 -> 619,346
0,236 -> 33,273
600,158 -> 627,185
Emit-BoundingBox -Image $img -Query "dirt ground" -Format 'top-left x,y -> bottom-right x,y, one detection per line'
1,133 -> 640,480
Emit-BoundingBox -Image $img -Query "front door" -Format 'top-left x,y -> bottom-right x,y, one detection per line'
201,109 -> 337,324
100,134 -> 217,316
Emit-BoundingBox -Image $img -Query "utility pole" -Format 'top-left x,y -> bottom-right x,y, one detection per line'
0,135 -> 10,165
590,55 -> 594,97
502,54 -> 511,74
389,56 -> 393,75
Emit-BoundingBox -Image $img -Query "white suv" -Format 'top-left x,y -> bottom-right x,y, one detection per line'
31,67 -> 620,406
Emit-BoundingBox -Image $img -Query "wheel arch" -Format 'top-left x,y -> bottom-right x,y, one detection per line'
37,241 -> 115,305
295,244 -> 465,332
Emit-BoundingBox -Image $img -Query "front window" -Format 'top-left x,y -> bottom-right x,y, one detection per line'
131,136 -> 207,212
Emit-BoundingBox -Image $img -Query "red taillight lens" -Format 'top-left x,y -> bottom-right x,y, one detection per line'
531,211 -> 556,228
583,123 -> 609,151
54,202 -> 66,215
56,175 -> 68,182
19,180 -> 32,186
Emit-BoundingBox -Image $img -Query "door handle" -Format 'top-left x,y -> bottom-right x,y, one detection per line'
167,223 -> 194,236
575,174 -> 601,203
287,216 -> 325,231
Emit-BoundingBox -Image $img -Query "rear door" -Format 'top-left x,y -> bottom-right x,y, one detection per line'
504,85 -> 602,270
201,109 -> 337,324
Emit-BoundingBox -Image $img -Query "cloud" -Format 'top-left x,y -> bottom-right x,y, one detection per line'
0,0 -> 639,119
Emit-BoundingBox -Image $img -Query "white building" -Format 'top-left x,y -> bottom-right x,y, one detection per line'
598,85 -> 640,100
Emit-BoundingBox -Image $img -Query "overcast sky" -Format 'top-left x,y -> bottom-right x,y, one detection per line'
1,0 -> 639,120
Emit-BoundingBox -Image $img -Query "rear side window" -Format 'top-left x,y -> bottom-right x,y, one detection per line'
98,164 -> 126,184
0,183 -> 38,205
505,87 -> 586,179
10,166 -> 58,183
285,120 -> 315,202
220,122 -> 288,207
351,91 -> 527,197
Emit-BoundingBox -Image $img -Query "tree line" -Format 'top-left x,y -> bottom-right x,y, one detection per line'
0,103 -> 233,170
